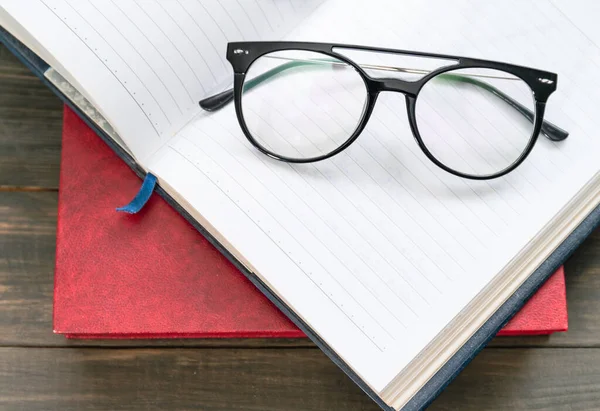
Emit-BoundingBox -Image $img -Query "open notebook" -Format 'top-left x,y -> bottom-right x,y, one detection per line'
2,1 -> 599,410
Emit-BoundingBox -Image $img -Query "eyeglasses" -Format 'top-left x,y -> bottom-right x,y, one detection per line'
199,42 -> 568,180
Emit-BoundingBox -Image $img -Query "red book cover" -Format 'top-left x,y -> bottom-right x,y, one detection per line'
53,106 -> 568,338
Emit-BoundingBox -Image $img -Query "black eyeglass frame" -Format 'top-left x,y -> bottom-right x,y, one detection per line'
200,41 -> 567,180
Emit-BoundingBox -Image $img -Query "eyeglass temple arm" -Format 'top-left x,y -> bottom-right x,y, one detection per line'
438,73 -> 568,141
200,60 -> 305,113
199,60 -> 568,142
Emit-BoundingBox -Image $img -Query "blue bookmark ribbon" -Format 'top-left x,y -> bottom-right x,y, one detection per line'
116,173 -> 158,214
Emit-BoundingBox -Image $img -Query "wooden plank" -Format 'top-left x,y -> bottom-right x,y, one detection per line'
1,191 -> 599,348
0,43 -> 38,80
0,347 -> 599,410
0,347 -> 378,411
0,192 -> 59,345
0,44 -> 62,188
431,348 -> 600,411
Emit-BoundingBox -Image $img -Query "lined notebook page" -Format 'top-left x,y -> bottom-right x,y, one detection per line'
1,0 -> 323,161
150,0 -> 600,392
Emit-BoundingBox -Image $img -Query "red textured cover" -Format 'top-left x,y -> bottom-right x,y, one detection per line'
53,106 -> 568,338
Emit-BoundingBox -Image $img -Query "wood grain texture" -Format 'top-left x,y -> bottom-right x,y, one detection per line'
0,44 -> 62,189
0,44 -> 35,79
1,347 -> 600,411
0,192 -> 58,345
430,348 -> 600,411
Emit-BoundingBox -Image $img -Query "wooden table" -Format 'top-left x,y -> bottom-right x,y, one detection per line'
1,43 -> 600,411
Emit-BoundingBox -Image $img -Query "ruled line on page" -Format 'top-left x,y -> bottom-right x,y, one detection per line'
462,0 -> 600,152
209,92 -> 475,285
84,1 -> 183,119
109,0 -> 196,106
44,0 -> 184,134
239,77 -> 487,266
397,1 -> 577,190
181,124 -> 424,325
175,0 -> 230,78
168,140 -> 393,351
42,0 -> 326,145
44,1 -> 164,135
309,0 -> 579,186
371,99 -> 519,225
190,121 -> 431,314
132,0 -> 207,96
185,110 -> 466,318
296,70 -> 494,251
300,77 -> 514,232
155,1 -> 220,83
251,0 -> 275,32
243,100 -> 461,283
201,118 -> 442,306
245,100 -> 468,282
227,0 -> 261,38
264,99 -> 470,277
63,3 -> 174,125
365,3 -> 564,202
323,77 -> 498,249
184,130 -> 415,328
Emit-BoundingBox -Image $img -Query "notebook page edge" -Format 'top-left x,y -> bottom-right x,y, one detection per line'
382,171 -> 600,408
0,0 -> 162,163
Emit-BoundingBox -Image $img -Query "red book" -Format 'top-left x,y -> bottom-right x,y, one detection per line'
53,106 -> 568,338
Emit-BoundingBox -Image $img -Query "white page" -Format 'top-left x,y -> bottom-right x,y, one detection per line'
149,0 -> 600,394
1,0 -> 159,161
0,0 -> 323,162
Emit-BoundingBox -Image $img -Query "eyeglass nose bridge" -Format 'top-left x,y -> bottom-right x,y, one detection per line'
370,78 -> 420,98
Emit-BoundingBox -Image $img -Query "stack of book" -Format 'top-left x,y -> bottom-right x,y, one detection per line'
3,1 -> 598,409
53,106 -> 568,339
